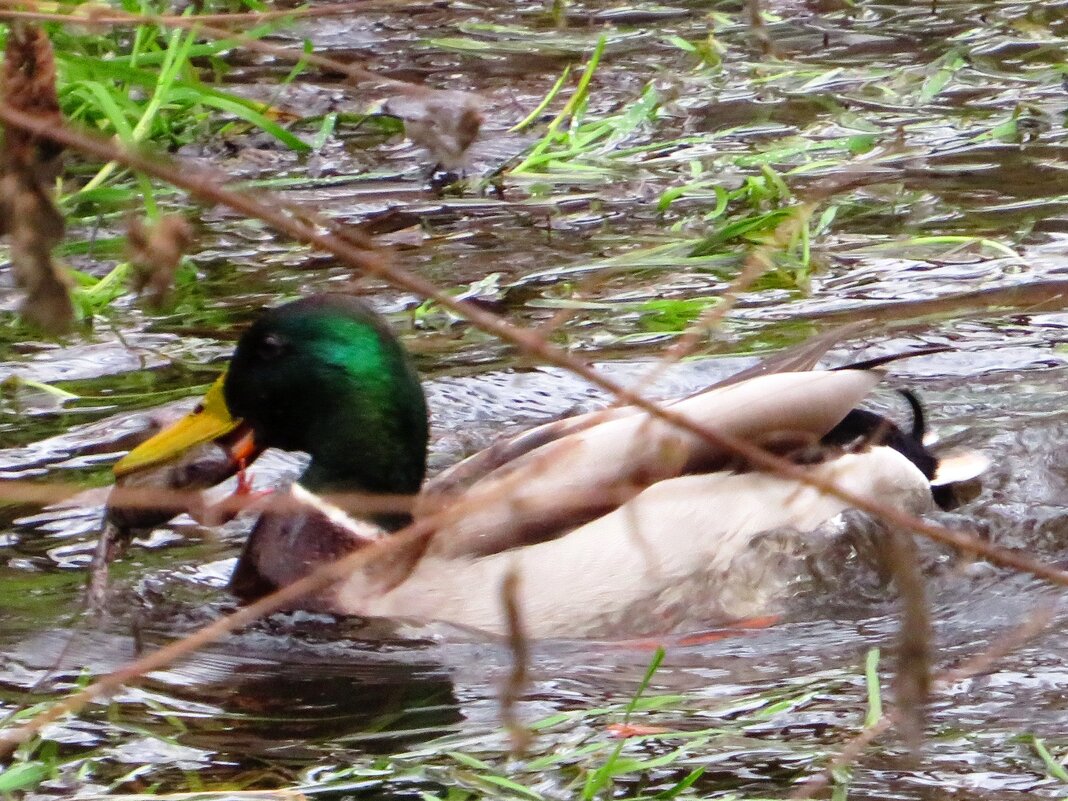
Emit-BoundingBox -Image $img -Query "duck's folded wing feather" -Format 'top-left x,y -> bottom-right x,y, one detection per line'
424,326 -> 861,501
426,369 -> 885,558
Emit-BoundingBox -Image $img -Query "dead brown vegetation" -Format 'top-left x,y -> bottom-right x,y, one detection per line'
0,21 -> 72,332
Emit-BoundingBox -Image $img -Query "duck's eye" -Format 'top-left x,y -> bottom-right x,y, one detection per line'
256,333 -> 288,361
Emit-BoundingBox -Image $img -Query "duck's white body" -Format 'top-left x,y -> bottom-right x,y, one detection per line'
237,369 -> 937,638
342,448 -> 931,638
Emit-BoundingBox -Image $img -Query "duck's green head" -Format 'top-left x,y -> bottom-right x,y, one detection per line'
223,295 -> 428,496
116,295 -> 429,506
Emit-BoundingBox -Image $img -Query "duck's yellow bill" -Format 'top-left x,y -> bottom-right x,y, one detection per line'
113,374 -> 241,478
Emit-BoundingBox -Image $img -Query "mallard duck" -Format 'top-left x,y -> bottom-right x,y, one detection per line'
110,295 -> 980,638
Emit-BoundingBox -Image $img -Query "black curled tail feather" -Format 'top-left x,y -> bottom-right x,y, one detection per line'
899,389 -> 926,442
820,389 -> 977,511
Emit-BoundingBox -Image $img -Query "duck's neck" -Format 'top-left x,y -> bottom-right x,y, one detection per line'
292,340 -> 429,531
297,391 -> 429,531
301,445 -> 424,532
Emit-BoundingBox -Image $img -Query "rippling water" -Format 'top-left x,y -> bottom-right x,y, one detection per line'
2,0 -> 1068,797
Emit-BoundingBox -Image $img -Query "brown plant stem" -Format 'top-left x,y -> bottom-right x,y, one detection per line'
3,105 -> 1054,581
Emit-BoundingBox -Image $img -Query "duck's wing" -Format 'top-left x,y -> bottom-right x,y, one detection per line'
425,368 -> 886,559
423,324 -> 862,502
421,405 -> 634,503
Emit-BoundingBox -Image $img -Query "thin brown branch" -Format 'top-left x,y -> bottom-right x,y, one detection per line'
0,0 -> 436,96
0,512 -> 432,755
0,102 -> 1065,591
629,140 -> 915,399
786,280 -> 1068,325
885,529 -> 930,756
0,478 -> 416,518
0,0 -> 429,26
627,208 -> 808,397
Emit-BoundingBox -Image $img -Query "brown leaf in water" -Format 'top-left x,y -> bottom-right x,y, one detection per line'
0,23 -> 72,333
127,214 -> 195,307
606,723 -> 672,737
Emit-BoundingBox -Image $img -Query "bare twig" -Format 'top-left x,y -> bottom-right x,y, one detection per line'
0,102 -> 1065,588
885,529 -> 930,756
0,0 -> 449,97
627,207 -> 809,397
787,280 -> 1068,325
499,569 -> 533,754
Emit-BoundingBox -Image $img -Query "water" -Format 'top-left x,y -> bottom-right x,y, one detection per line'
2,0 -> 1068,797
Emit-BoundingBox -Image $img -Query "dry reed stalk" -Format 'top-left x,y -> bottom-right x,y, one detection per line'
0,0 -> 486,180
789,280 -> 1068,325
1,102 -> 1066,588
103,791 -> 307,800
0,22 -> 73,331
627,145 -> 917,400
626,209 -> 811,398
0,0 -> 472,100
499,569 -> 533,754
0,514 -> 437,755
0,478 -> 417,518
5,0 -> 436,26
884,529 -> 930,756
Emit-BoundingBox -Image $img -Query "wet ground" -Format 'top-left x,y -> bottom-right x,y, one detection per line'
2,0 -> 1068,797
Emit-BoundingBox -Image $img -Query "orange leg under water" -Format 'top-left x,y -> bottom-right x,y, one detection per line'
598,616 -> 783,737
612,614 -> 782,651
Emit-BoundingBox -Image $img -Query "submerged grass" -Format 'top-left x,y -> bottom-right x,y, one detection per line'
275,652 -> 872,801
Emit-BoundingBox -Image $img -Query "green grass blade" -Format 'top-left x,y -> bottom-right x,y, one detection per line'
512,65 -> 572,133
512,34 -> 606,173
863,647 -> 882,728
1031,736 -> 1068,782
174,91 -> 310,152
